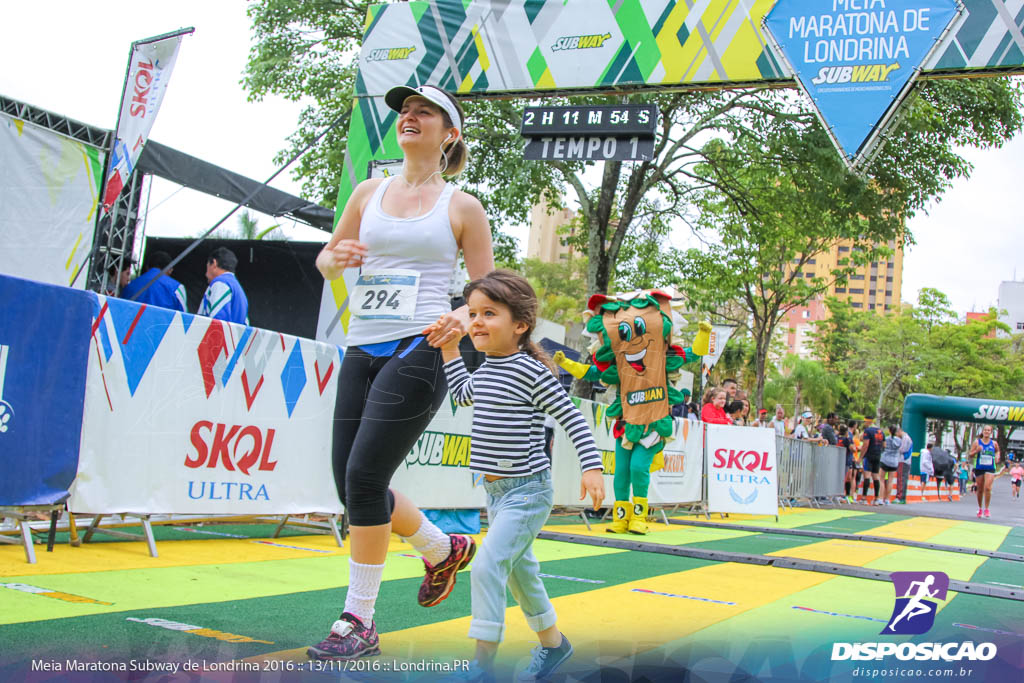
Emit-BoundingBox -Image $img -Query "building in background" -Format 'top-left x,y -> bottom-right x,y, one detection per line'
783,296 -> 829,358
527,196 -> 576,263
997,280 -> 1024,337
783,239 -> 904,357
816,239 -> 904,312
965,311 -> 997,339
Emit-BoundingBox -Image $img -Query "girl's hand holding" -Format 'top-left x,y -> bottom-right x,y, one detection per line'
423,307 -> 469,349
317,240 -> 367,279
423,314 -> 464,356
580,469 -> 606,510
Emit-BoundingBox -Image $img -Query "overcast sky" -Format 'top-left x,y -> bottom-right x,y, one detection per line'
2,2 -> 1020,315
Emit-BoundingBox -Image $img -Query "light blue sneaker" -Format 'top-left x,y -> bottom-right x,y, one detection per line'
517,634 -> 573,681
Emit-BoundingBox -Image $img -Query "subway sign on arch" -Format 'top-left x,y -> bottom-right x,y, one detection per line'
972,404 -> 1024,422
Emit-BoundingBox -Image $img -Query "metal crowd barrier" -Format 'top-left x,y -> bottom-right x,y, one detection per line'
776,437 -> 846,506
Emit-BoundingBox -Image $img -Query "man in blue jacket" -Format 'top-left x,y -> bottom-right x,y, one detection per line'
120,251 -> 186,311
199,247 -> 249,325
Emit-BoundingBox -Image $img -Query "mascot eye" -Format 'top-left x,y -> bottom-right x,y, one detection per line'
634,316 -> 646,336
618,321 -> 632,341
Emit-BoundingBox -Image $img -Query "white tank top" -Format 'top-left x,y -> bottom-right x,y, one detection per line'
346,176 -> 459,345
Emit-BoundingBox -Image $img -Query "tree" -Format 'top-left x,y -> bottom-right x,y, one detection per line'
243,5 -> 1023,401
519,257 -> 587,326
675,79 -> 1022,411
815,289 -> 1024,425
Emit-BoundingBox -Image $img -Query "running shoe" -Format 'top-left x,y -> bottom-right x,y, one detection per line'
977,509 -> 984,518
307,612 -> 380,660
419,534 -> 476,607
517,634 -> 573,681
983,509 -> 991,518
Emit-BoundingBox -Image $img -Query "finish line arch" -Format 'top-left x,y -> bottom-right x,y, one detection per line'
316,0 -> 1024,346
901,393 -> 1024,470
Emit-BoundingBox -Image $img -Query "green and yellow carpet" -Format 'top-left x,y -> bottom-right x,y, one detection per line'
2,510 -> 1022,681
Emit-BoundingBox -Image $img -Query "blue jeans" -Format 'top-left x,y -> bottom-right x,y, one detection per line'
469,470 -> 556,642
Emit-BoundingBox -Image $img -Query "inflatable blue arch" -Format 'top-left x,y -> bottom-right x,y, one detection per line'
901,393 -> 1024,472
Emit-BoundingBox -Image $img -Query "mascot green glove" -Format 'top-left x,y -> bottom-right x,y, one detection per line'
554,290 -> 710,534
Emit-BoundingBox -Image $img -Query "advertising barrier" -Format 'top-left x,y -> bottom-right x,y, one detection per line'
70,294 -> 344,515
388,398 -> 487,509
705,424 -> 779,515
0,274 -> 93,505
552,400 -> 704,508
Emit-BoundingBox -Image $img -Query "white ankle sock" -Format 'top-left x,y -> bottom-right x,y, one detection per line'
343,559 -> 384,626
402,512 -> 452,566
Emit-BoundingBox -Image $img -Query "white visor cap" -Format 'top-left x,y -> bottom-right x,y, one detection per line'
384,85 -> 462,134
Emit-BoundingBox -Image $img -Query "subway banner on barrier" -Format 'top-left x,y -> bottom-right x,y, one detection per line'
71,296 -> 343,514
552,400 -> 704,507
388,399 -> 487,509
763,0 -> 962,168
705,424 -> 779,516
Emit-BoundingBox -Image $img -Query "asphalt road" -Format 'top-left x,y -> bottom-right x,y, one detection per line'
845,472 -> 1024,527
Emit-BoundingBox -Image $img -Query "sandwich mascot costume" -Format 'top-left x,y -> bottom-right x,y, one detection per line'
553,290 -> 710,534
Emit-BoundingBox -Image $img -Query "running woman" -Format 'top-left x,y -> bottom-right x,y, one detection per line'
308,85 -> 494,661
1010,461 -> 1023,500
969,425 -> 1001,518
427,270 -> 605,681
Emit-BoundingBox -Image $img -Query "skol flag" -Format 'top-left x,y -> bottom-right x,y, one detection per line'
101,30 -> 191,213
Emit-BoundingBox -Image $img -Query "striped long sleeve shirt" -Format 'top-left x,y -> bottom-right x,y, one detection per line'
443,352 -> 603,477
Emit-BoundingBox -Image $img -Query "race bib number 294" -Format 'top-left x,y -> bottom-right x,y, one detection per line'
352,269 -> 420,321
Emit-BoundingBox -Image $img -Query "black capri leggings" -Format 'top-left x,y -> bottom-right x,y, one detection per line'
332,335 -> 447,526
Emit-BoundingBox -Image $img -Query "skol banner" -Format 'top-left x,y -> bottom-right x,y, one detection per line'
101,30 -> 189,212
706,423 -> 779,515
71,295 -> 343,514
552,400 -> 704,507
0,113 -> 103,288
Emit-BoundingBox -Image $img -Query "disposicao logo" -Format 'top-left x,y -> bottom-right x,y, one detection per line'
831,570 -> 998,663
882,571 -> 947,635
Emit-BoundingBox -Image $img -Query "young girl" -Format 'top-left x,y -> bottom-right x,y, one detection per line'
426,270 -> 605,681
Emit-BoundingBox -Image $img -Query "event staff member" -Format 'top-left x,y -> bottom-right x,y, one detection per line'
307,85 -> 494,661
199,247 -> 249,324
120,251 -> 187,311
